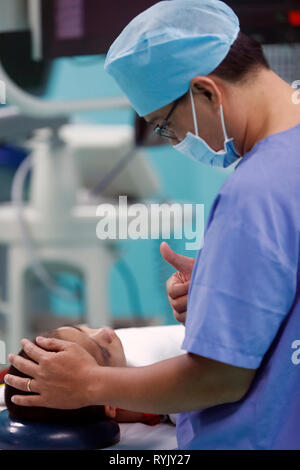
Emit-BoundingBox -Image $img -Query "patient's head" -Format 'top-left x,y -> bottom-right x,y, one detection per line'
5,325 -> 126,423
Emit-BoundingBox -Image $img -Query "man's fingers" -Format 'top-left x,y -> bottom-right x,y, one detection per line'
173,310 -> 186,325
21,339 -> 49,364
9,394 -> 45,408
168,294 -> 188,314
160,242 -> 195,274
8,353 -> 39,378
35,336 -> 73,352
166,272 -> 188,293
4,374 -> 39,394
168,281 -> 190,299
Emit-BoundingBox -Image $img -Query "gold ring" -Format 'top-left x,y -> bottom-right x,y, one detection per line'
26,379 -> 32,393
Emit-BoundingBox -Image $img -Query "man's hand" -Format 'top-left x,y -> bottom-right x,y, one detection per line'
160,242 -> 195,325
5,340 -> 257,415
4,337 -> 99,409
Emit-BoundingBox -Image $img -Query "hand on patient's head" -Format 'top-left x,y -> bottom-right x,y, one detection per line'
58,325 -> 127,368
4,326 -> 126,423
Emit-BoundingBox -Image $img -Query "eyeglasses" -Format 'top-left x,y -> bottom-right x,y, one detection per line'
152,98 -> 181,140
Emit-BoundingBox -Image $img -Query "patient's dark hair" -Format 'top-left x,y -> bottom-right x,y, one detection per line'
5,329 -> 107,424
211,32 -> 270,83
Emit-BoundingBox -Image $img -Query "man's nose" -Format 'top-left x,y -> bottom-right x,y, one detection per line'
91,328 -> 115,343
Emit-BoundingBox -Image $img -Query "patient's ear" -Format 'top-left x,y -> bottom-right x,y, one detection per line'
104,405 -> 117,419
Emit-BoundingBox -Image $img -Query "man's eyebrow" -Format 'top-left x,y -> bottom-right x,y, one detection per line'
65,325 -> 111,365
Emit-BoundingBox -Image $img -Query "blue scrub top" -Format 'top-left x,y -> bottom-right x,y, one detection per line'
177,123 -> 300,450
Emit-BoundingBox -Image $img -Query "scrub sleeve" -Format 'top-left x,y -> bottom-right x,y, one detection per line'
183,188 -> 296,369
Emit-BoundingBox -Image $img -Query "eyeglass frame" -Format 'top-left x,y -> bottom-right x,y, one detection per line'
152,96 -> 182,140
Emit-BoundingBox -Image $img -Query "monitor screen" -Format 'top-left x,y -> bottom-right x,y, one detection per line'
228,0 -> 300,44
39,0 -> 300,60
41,0 -> 158,59
0,30 -> 51,94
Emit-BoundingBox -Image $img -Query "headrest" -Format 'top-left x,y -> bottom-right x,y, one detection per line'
0,410 -> 120,450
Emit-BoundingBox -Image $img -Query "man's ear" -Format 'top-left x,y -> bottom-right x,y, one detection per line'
190,76 -> 222,109
104,405 -> 117,419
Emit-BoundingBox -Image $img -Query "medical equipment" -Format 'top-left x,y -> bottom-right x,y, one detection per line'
0,0 -> 169,353
0,110 -> 162,354
0,110 -> 190,354
0,0 -> 130,117
0,62 -> 188,354
227,1 -> 300,44
30,0 -> 158,61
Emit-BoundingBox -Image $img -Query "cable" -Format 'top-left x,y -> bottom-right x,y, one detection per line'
11,152 -> 79,302
89,144 -> 140,196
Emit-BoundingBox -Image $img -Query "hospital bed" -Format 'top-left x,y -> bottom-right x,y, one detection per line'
0,324 -> 185,450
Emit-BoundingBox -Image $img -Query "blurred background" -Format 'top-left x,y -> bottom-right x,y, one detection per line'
0,0 -> 300,360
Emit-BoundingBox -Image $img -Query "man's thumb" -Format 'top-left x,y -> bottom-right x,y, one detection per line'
160,241 -> 194,274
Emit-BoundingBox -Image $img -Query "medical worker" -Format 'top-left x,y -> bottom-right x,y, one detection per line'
5,0 -> 300,450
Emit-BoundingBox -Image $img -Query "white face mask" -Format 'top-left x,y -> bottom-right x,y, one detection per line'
173,88 -> 241,168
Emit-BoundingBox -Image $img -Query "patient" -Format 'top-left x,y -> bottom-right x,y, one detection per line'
4,325 -> 164,426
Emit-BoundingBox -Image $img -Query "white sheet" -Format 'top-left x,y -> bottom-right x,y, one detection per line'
0,324 -> 186,450
115,324 -> 185,367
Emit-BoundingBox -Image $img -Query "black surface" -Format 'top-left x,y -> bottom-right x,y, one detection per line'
0,409 -> 120,450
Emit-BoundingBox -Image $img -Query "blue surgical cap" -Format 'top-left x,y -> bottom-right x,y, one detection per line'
104,0 -> 240,117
